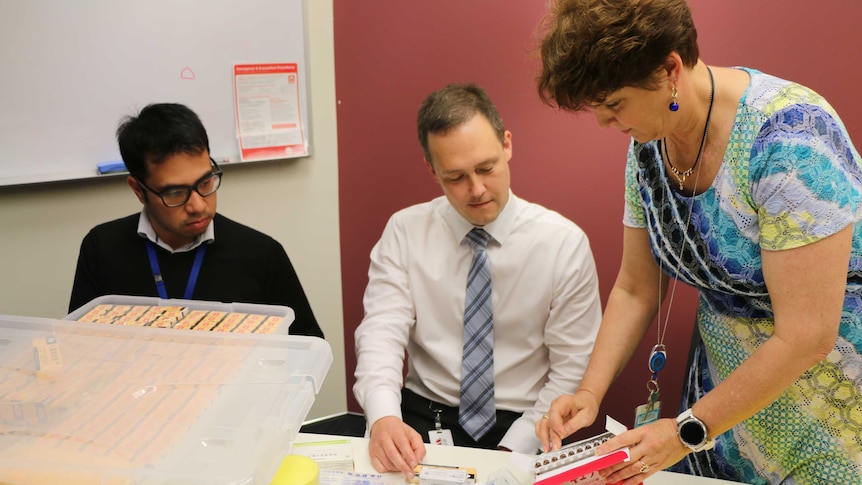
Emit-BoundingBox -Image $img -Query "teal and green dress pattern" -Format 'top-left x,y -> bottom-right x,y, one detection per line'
623,68 -> 862,485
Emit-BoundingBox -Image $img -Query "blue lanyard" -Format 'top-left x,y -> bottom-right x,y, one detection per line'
146,241 -> 207,300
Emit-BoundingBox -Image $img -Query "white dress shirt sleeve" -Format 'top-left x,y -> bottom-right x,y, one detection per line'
353,216 -> 415,428
497,228 -> 602,453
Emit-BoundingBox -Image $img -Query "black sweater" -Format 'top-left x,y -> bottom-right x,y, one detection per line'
69,213 -> 323,338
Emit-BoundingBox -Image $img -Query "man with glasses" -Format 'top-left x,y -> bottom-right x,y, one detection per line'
69,103 -> 323,338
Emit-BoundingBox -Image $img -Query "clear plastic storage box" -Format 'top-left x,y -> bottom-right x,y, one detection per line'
0,314 -> 331,484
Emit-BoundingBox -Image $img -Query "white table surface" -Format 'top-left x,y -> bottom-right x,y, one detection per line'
295,433 -> 741,485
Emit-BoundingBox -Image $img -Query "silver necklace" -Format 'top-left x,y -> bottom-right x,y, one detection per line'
656,66 -> 715,360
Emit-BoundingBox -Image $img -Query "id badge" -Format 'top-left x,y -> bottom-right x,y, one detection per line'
634,401 -> 661,428
428,429 -> 454,446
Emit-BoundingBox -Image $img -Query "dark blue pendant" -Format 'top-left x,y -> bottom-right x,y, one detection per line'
669,102 -> 679,112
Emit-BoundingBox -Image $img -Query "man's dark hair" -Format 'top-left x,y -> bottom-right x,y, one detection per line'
117,103 -> 210,182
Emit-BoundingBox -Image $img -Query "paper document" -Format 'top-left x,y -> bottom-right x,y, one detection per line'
233,63 -> 308,161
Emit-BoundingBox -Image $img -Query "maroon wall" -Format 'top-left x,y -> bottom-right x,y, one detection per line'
335,1 -> 862,438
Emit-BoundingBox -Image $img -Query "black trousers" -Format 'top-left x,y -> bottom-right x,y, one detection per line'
401,388 -> 522,450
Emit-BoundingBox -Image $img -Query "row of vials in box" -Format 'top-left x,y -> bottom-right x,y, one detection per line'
76,304 -> 284,333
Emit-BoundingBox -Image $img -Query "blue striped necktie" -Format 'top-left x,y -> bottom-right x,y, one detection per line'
459,227 -> 496,441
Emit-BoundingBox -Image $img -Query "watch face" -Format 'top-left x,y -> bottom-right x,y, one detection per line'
680,419 -> 706,447
679,421 -> 706,446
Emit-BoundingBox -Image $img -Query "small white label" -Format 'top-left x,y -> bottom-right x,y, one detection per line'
428,429 -> 454,446
420,467 -> 467,485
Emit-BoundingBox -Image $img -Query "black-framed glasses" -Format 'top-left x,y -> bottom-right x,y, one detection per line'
136,158 -> 223,208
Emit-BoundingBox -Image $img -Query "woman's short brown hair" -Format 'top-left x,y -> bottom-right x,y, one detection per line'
536,0 -> 699,112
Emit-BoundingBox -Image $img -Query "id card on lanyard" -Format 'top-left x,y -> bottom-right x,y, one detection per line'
146,241 -> 207,300
427,403 -> 454,446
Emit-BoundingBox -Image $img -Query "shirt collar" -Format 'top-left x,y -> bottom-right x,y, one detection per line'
444,189 -> 518,247
136,208 -> 215,254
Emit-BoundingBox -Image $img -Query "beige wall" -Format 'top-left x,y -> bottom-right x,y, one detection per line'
0,1 -> 345,420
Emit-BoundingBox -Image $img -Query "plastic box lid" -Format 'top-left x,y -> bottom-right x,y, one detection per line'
0,314 -> 331,484
65,295 -> 296,334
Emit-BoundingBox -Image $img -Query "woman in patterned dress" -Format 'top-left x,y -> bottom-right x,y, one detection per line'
533,1 -> 862,484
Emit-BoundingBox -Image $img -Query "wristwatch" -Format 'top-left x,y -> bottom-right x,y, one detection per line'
676,409 -> 715,452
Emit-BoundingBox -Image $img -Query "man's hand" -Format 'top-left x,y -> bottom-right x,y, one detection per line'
368,416 -> 427,480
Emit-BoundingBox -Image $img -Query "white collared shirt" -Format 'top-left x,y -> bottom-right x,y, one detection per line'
136,208 -> 215,253
354,192 -> 602,452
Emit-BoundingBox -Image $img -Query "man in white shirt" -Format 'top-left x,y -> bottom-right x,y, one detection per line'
353,83 -> 602,478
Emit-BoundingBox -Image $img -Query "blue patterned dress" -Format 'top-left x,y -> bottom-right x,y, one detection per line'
624,68 -> 862,484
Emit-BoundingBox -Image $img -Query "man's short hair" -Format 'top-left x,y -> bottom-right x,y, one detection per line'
117,103 -> 210,182
417,83 -> 505,165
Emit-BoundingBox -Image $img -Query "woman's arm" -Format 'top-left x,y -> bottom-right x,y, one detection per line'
688,224 -> 848,437
596,225 -> 850,484
539,226 -> 668,450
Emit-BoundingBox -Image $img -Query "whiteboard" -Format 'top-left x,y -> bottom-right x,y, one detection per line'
0,0 -> 310,187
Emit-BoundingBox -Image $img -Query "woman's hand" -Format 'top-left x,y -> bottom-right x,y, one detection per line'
594,418 -> 689,485
536,389 -> 600,452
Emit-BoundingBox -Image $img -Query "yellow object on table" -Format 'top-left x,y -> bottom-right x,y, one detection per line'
271,454 -> 320,485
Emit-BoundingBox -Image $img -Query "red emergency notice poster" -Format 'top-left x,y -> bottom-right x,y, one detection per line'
233,63 -> 307,161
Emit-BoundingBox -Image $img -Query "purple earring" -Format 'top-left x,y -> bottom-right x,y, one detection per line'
669,83 -> 679,112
